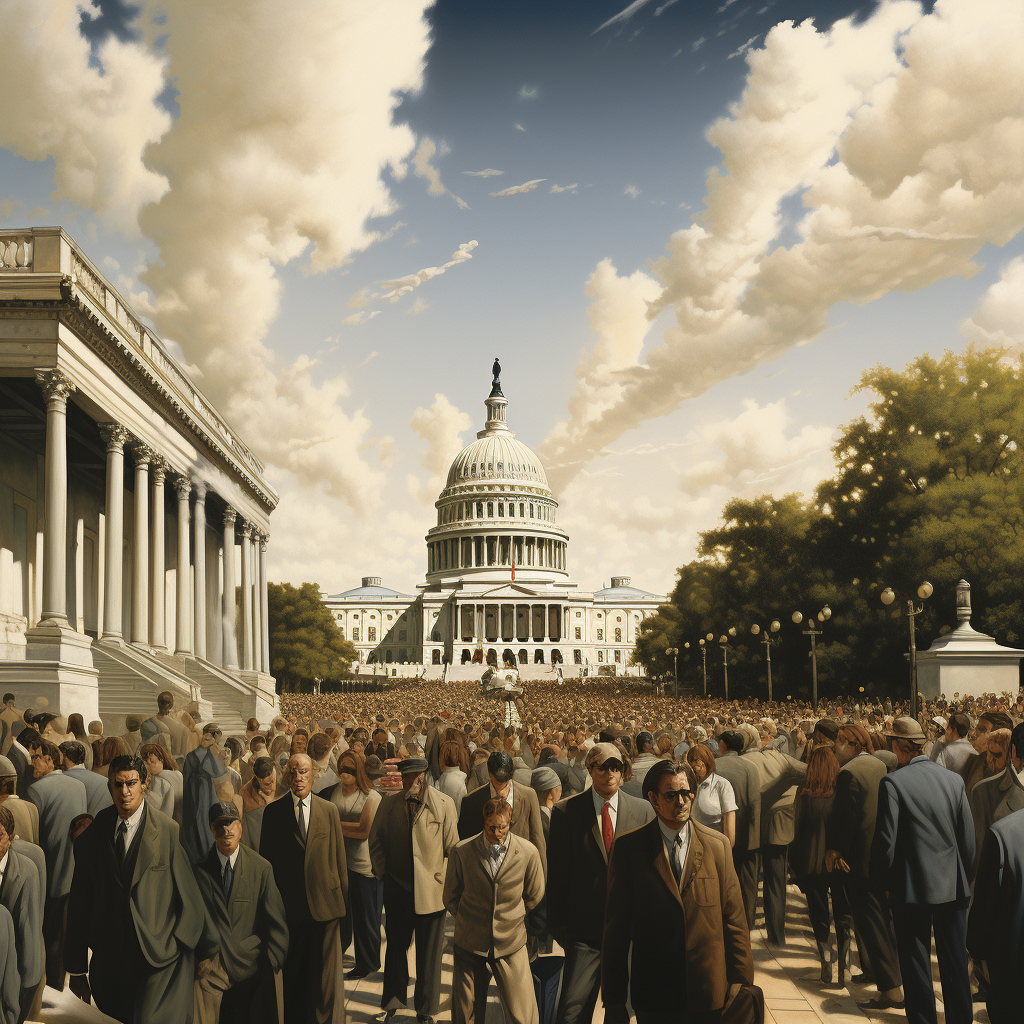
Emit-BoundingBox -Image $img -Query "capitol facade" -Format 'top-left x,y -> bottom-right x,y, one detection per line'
323,365 -> 665,678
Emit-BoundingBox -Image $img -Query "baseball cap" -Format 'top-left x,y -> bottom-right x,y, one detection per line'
208,801 -> 240,825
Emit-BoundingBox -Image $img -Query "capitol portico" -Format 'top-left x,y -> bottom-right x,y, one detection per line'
324,364 -> 665,678
0,227 -> 279,728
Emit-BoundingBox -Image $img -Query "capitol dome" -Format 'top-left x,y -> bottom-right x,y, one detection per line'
445,431 -> 549,491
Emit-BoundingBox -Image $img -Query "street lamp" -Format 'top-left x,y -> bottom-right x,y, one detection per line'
719,633 -> 732,701
792,605 -> 831,711
665,648 -> 680,698
698,638 -> 709,696
750,619 -> 782,703
880,582 -> 932,715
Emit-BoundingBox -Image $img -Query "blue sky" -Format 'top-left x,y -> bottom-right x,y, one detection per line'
2,0 -> 1020,597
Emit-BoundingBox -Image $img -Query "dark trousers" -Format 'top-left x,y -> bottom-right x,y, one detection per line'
220,966 -> 279,1024
635,1011 -> 718,1024
890,900 -> 971,1024
282,917 -> 328,1024
762,844 -> 788,944
340,870 -> 383,973
841,880 -> 902,992
734,850 -> 759,929
804,878 -> 852,950
42,893 -> 69,990
381,879 -> 445,1016
554,941 -> 601,1024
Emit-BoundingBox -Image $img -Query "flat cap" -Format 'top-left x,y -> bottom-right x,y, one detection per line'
0,756 -> 15,777
585,742 -> 622,768
208,800 -> 240,825
398,757 -> 428,775
530,766 -> 560,793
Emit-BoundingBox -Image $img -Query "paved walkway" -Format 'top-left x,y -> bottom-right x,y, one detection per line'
31,883 -> 986,1023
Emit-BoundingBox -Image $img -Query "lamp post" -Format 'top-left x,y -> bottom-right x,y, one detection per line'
792,606 -> 831,712
750,619 -> 782,703
666,647 -> 680,698
698,637 -> 710,696
880,582 -> 932,716
718,627 -> 736,700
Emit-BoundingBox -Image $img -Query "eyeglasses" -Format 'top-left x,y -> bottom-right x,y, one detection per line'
660,788 -> 695,803
592,760 -> 624,774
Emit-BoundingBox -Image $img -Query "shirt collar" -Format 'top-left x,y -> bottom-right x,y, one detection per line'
658,817 -> 689,845
0,851 -> 8,876
292,792 -> 310,807
217,847 -> 240,870
592,788 -> 619,815
118,803 -> 145,832
489,782 -> 514,806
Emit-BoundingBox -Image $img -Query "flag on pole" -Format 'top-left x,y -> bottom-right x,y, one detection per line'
511,557 -> 516,582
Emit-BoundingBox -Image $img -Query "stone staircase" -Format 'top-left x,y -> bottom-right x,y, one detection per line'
150,651 -> 259,733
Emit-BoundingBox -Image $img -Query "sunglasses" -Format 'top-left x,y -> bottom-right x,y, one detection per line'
592,759 -> 624,774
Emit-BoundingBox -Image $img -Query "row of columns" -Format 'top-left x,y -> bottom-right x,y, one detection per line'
34,368 -> 270,674
428,534 -> 567,573
451,602 -> 566,644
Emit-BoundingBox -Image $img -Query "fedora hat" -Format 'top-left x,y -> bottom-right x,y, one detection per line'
885,716 -> 926,742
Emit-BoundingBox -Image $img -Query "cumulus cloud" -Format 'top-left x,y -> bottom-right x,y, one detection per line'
463,168 -> 503,177
623,184 -> 641,199
409,393 -> 471,504
347,286 -> 373,309
0,0 -> 171,237
543,0 -> 1024,493
376,240 -> 479,302
692,36 -> 706,52
407,296 -> 431,315
550,183 -> 579,193
961,257 -> 1024,350
412,136 -> 470,209
342,310 -> 380,326
490,178 -> 545,197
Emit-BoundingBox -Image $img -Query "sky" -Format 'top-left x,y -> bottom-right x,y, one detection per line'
1,0 -> 1021,599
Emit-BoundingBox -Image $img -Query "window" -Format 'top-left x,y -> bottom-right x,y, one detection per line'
498,502 -> 504,517
616,615 -> 622,622
399,630 -> 407,641
529,503 -> 534,518
352,628 -> 360,642
597,629 -> 604,641
598,650 -> 604,663
614,650 -> 621,663
487,502 -> 494,517
431,629 -> 440,642
368,627 -> 376,642
575,627 -> 581,640
615,628 -> 622,643
387,614 -> 393,621
476,501 -> 483,518
574,649 -> 582,664
399,649 -> 407,661
519,503 -> 525,517
576,611 -> 582,617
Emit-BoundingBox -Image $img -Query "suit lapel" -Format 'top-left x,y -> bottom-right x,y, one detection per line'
494,835 -> 516,882
679,823 -> 703,894
651,823 -> 684,909
131,805 -> 157,889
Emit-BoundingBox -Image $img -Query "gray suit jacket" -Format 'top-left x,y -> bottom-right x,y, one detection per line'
968,766 -> 1024,877
65,765 -> 114,818
0,904 -> 19,1024
25,770 -> 87,898
10,842 -> 44,911
827,752 -> 887,881
0,847 -> 43,989
711,752 -> 761,854
745,749 -> 806,847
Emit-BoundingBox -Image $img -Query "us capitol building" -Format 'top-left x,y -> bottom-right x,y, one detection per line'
324,363 -> 665,679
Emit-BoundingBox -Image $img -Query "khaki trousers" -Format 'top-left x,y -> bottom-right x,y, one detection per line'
452,944 -> 538,1024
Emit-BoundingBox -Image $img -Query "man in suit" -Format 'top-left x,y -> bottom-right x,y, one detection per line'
444,798 -> 544,1024
0,759 -> 36,846
257,753 -> 348,1024
66,753 -> 204,1023
6,730 -> 36,802
602,760 -> 754,1024
713,729 -> 761,927
825,723 -> 903,1000
369,756 -> 459,1024
547,742 -> 655,1024
194,801 -> 289,1023
870,717 -> 974,1022
458,752 -> 545,868
967,807 -> 1024,1024
369,728 -> 396,764
526,766 -> 561,957
0,805 -> 43,1024
141,691 -> 190,757
58,741 -> 112,817
466,751 -> 490,793
25,739 -> 86,990
967,722 -> 1024,877
620,731 -> 659,798
743,728 -> 808,944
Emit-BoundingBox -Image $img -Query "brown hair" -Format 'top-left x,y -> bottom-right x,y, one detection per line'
440,739 -> 468,773
482,797 -> 512,821
338,750 -> 372,795
686,744 -> 716,779
139,743 -> 177,771
802,743 -> 839,798
0,805 -> 13,840
99,736 -> 130,768
839,723 -> 871,753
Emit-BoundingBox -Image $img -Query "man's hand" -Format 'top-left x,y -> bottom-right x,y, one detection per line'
69,975 -> 92,1004
825,849 -> 850,873
604,1004 -> 630,1024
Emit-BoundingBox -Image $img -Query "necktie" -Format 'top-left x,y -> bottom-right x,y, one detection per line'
672,834 -> 684,883
116,820 -> 128,866
222,858 -> 233,898
601,801 -> 614,854
407,797 -> 420,827
297,799 -> 307,842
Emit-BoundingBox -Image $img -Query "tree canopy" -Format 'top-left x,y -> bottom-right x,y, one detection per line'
268,582 -> 357,692
635,346 -> 1024,700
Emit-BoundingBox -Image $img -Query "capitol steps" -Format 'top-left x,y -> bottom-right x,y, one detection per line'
149,651 -> 256,733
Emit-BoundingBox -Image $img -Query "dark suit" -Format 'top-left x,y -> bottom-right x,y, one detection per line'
547,789 -> 654,1024
826,753 -> 901,991
967,764 -> 1024,878
66,804 -> 204,1024
0,904 -> 19,1024
195,844 -> 289,1023
871,755 -> 974,1024
0,847 -> 43,1023
967,808 -> 1024,1024
458,781 -> 546,867
711,751 -> 761,927
602,819 -> 754,1023
258,794 -> 348,1024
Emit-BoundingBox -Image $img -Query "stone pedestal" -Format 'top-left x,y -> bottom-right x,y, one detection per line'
238,670 -> 280,726
1,625 -> 100,721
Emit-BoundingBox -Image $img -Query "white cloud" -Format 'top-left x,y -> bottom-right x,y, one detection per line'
407,296 -> 431,315
623,184 -> 641,198
347,286 -> 372,309
691,36 -> 706,52
593,0 -> 655,34
409,393 -> 471,504
727,34 -> 760,59
376,240 -> 479,302
543,0 -> 1024,493
718,0 -> 740,11
519,85 -> 539,100
550,183 -> 579,194
412,136 -> 470,209
961,257 -> 1024,350
514,123 -> 527,132
463,168 -> 504,177
0,0 -> 172,237
359,350 -> 379,366
656,0 -> 681,14
490,178 -> 545,197
342,310 -> 380,326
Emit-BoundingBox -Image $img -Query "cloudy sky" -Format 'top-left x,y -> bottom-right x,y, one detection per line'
2,0 -> 1021,598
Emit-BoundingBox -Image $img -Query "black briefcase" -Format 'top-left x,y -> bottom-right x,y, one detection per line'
721,982 -> 765,1024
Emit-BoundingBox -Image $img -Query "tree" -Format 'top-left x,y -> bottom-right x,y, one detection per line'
267,582 -> 357,692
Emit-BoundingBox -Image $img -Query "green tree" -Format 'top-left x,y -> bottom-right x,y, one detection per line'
267,582 -> 357,692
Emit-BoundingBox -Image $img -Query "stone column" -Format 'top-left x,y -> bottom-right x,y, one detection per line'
193,482 -> 207,661
173,476 -> 192,655
99,423 -> 129,640
35,370 -> 75,626
150,459 -> 167,648
240,523 -> 254,671
259,534 -> 270,673
130,445 -> 151,645
222,507 -> 239,670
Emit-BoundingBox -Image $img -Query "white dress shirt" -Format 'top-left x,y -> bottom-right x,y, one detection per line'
0,851 -> 7,891
592,788 -> 619,834
486,832 -> 510,878
489,782 -> 515,811
293,793 -> 312,828
216,847 -> 240,872
114,802 -> 145,847
658,818 -> 692,882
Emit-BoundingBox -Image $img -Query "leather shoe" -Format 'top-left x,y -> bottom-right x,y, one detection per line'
346,968 -> 370,980
850,970 -> 875,984
857,996 -> 905,1011
416,1016 -> 435,1024
373,1014 -> 393,1023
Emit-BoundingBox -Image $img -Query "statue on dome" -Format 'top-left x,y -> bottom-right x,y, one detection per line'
492,357 -> 501,382
480,661 -> 526,730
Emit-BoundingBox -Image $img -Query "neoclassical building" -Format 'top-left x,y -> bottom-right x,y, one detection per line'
0,227 -> 278,727
324,366 -> 665,677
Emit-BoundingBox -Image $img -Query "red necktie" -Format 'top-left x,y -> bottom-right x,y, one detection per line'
602,801 -> 614,854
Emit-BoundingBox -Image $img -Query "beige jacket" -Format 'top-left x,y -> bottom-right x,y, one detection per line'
369,786 -> 459,915
443,832 -> 544,958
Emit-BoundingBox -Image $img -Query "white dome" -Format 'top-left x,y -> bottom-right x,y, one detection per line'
445,433 -> 549,491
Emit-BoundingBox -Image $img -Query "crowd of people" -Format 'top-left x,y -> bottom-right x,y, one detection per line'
0,678 -> 1018,1024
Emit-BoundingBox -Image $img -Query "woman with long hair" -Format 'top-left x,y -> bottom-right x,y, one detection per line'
686,744 -> 737,847
139,742 -> 177,820
436,739 -> 468,813
792,742 -> 852,985
93,736 -> 129,776
66,713 -> 93,769
328,750 -> 383,980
